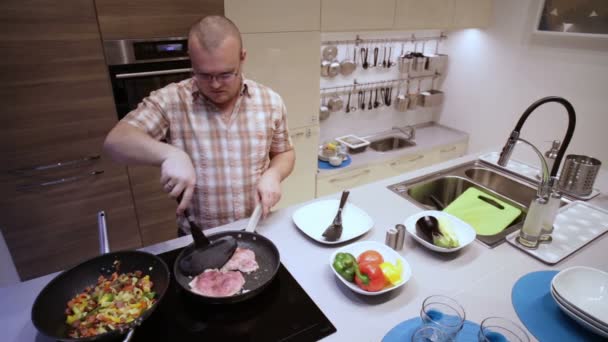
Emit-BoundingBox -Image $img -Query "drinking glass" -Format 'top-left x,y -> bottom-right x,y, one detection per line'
478,317 -> 530,342
420,295 -> 466,339
411,325 -> 449,342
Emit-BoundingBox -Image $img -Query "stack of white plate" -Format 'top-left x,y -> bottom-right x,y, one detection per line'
550,266 -> 608,338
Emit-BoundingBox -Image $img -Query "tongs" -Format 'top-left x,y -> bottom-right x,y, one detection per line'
322,190 -> 350,241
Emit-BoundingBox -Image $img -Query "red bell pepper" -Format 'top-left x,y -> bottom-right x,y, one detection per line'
354,262 -> 387,292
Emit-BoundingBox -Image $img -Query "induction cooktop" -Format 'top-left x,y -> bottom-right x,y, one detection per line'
131,248 -> 336,341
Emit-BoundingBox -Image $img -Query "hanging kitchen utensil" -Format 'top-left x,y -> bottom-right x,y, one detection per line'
328,59 -> 340,78
340,42 -> 356,76
387,44 -> 394,68
361,45 -> 369,69
322,45 -> 338,60
319,93 -> 330,120
350,86 -> 358,112
328,91 -> 344,112
358,89 -> 365,110
345,89 -> 351,113
373,87 -> 380,108
372,45 -> 379,67
382,42 -> 387,68
320,59 -> 331,77
367,87 -> 373,110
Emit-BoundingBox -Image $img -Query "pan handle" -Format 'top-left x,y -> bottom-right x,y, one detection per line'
245,203 -> 263,233
97,211 -> 110,255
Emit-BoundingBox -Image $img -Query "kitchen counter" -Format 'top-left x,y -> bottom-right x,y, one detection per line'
318,122 -> 468,176
2,151 -> 607,342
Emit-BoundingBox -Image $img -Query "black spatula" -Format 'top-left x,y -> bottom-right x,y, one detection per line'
177,201 -> 237,276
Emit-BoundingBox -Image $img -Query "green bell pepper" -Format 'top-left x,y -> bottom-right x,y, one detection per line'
332,252 -> 358,282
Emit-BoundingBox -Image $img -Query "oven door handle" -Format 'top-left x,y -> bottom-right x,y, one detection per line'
115,68 -> 193,79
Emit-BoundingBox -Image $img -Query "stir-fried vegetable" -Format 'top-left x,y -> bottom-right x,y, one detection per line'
65,270 -> 156,338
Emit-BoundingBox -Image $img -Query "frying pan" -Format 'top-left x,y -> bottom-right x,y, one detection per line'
173,204 -> 281,304
31,212 -> 170,342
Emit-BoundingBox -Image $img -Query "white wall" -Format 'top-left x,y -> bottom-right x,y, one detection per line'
440,0 -> 608,170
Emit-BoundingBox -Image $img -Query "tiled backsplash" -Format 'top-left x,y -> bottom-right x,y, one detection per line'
319,30 -> 447,142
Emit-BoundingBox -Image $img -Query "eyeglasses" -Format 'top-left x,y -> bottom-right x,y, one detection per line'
191,70 -> 239,83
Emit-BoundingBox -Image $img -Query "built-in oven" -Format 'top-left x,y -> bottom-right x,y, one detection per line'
104,37 -> 192,120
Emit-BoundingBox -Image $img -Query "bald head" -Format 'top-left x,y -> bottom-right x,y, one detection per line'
188,15 -> 242,52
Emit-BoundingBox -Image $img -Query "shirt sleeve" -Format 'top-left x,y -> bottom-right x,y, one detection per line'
270,100 -> 293,153
121,88 -> 170,141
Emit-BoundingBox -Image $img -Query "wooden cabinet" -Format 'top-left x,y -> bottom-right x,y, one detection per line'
95,0 -> 223,40
0,0 -> 141,280
321,0 -> 396,31
452,0 -> 492,28
316,164 -> 395,197
225,0 -> 320,33
386,150 -> 439,174
275,126 -> 319,210
435,141 -> 468,161
127,166 -> 177,246
241,31 -> 320,130
394,0 -> 454,29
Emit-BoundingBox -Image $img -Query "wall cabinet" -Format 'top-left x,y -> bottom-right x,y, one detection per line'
394,0 -> 454,30
241,31 -> 321,130
321,0 -> 396,32
275,126 -> 319,209
95,0 -> 223,40
0,0 -> 141,280
225,0 -> 320,33
452,0 -> 492,29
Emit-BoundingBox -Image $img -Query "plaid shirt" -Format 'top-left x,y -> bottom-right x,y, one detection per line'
123,77 -> 292,231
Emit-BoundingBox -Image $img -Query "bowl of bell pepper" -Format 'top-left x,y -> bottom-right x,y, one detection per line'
330,241 -> 412,295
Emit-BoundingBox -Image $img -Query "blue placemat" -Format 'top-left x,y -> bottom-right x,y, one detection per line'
512,270 -> 605,342
382,317 -> 480,342
318,154 -> 352,170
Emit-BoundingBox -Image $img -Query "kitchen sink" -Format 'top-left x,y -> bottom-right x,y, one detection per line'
369,136 -> 416,152
388,160 -> 569,247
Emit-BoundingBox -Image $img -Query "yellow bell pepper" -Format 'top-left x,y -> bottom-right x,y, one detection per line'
379,259 -> 403,285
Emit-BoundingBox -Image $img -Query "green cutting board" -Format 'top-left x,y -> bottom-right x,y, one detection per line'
443,188 -> 522,236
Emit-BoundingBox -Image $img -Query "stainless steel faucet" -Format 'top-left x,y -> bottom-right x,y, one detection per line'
498,96 -> 576,248
392,125 -> 416,141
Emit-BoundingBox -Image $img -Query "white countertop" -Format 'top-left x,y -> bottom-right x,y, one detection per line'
318,122 -> 469,176
2,151 -> 607,342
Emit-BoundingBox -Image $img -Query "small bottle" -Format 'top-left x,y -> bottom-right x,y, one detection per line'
540,189 -> 561,242
538,140 -> 560,179
518,197 -> 548,249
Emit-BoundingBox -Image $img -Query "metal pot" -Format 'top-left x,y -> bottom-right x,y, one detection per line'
340,44 -> 356,76
328,92 -> 343,112
328,59 -> 340,77
320,59 -> 331,77
319,95 -> 330,120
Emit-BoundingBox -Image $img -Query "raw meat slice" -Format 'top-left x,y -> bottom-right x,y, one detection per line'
189,269 -> 245,297
220,247 -> 259,274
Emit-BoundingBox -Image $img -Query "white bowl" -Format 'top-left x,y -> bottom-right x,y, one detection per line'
403,210 -> 476,253
551,285 -> 608,331
293,199 -> 374,245
551,266 -> 608,325
329,241 -> 412,296
551,287 -> 608,338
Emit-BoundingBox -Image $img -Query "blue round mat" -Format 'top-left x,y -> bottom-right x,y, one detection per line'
511,270 -> 605,342
382,317 -> 480,342
318,154 -> 352,170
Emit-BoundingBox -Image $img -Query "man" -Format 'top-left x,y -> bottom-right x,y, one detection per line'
103,15 -> 295,234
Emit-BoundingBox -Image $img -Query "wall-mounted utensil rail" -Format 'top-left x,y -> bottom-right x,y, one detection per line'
320,73 -> 440,94
322,32 -> 447,47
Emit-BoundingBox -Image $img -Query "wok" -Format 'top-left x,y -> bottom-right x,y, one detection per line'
31,212 -> 170,342
174,204 -> 280,304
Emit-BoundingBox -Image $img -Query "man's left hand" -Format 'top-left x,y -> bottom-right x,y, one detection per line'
256,168 -> 282,218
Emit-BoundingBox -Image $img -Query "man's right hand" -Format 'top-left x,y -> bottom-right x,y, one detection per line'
160,149 -> 196,215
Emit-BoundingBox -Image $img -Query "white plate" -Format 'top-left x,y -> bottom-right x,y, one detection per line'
329,241 -> 412,296
551,287 -> 608,338
403,210 -> 476,253
551,266 -> 608,325
292,199 -> 374,245
551,285 -> 608,330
